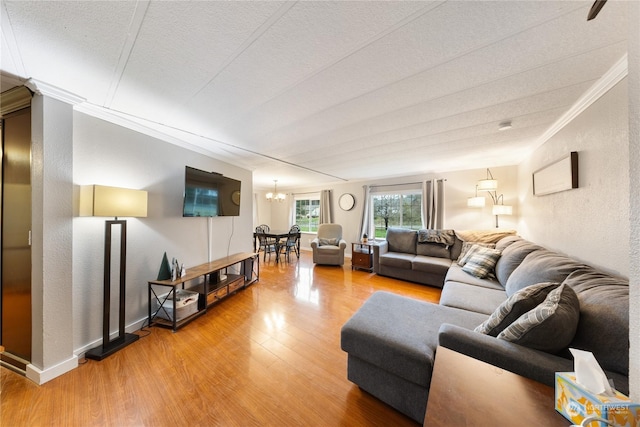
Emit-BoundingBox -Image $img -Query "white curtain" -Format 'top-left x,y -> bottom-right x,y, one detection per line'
422,179 -> 446,229
287,194 -> 296,227
359,185 -> 371,240
319,189 -> 332,224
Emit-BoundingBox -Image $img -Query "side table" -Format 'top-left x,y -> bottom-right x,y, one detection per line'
424,346 -> 568,426
351,242 -> 375,271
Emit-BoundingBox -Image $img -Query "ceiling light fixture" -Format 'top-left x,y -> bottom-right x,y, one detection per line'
498,121 -> 513,131
266,180 -> 286,202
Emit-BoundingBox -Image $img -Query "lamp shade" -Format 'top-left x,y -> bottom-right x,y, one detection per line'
492,204 -> 513,216
477,179 -> 498,191
80,185 -> 148,218
467,196 -> 486,208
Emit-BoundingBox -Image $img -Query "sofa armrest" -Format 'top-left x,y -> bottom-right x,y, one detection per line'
339,239 -> 347,250
372,240 -> 388,273
310,238 -> 319,249
437,323 -> 573,388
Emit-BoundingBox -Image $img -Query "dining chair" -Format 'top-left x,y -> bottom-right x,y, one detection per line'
279,225 -> 301,262
255,226 -> 277,261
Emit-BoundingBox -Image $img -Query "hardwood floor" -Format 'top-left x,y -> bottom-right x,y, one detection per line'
1,251 -> 441,426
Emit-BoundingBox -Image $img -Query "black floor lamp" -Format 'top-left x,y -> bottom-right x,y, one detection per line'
80,185 -> 148,360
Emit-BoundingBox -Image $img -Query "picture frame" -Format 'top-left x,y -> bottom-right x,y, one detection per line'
532,151 -> 578,196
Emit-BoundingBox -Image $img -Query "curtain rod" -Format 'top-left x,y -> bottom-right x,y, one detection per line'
370,179 -> 446,188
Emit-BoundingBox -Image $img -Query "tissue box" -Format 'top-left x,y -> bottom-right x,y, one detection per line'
555,372 -> 639,427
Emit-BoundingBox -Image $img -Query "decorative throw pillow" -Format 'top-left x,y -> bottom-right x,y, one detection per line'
461,246 -> 502,278
497,283 -> 580,353
318,238 -> 338,246
475,282 -> 560,336
457,242 -> 496,266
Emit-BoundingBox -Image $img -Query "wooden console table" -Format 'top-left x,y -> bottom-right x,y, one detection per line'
148,252 -> 259,332
424,346 -> 568,426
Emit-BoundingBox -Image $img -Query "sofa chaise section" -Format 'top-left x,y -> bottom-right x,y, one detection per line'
340,291 -> 488,423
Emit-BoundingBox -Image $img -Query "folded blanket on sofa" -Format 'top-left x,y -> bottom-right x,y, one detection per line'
418,229 -> 455,246
455,229 -> 516,243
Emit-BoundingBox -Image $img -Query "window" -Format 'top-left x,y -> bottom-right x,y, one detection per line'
370,189 -> 422,238
295,195 -> 320,233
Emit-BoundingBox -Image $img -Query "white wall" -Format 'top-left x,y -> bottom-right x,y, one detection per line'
255,165 -> 519,254
72,112 -> 253,353
517,80 -> 629,277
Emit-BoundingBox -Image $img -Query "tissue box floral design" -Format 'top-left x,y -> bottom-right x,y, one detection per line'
555,372 -> 640,427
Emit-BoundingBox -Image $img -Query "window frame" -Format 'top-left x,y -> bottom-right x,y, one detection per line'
369,187 -> 422,239
294,193 -> 321,233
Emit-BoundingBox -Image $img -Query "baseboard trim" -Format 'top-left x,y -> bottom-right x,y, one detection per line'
26,355 -> 78,385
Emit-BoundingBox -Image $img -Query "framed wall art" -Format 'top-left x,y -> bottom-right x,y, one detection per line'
532,151 -> 578,196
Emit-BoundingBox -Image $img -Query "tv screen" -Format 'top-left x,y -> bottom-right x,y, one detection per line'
183,166 -> 241,217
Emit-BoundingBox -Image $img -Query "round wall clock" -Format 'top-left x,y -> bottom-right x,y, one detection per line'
231,190 -> 241,206
338,193 -> 355,211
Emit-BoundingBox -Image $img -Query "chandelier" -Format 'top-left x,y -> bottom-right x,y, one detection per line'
266,180 -> 286,202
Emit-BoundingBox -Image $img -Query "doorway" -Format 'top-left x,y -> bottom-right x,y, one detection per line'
1,100 -> 32,372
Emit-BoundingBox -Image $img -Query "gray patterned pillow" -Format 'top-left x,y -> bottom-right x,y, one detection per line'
461,246 -> 502,278
318,238 -> 338,246
497,283 -> 580,353
475,282 -> 559,336
457,242 -> 496,266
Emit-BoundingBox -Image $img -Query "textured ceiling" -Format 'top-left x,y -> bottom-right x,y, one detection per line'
0,0 -> 629,190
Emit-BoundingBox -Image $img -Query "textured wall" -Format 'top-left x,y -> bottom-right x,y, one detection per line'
72,112 -> 253,353
517,80 -> 629,277
29,95 -> 76,380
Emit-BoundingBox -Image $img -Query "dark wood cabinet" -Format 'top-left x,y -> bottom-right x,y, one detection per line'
351,242 -> 374,271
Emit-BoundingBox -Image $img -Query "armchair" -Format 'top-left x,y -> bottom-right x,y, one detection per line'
311,224 -> 347,265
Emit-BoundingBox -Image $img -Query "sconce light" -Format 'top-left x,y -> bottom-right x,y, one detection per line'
469,169 -> 512,228
79,185 -> 148,360
266,180 -> 286,202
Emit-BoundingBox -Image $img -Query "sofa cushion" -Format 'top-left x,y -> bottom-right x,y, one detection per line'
440,281 -> 506,315
562,268 -> 629,376
379,252 -> 415,269
505,249 -> 586,296
494,235 -> 523,252
444,264 -> 503,290
411,255 -> 451,275
474,282 -> 559,336
386,228 -> 417,254
457,242 -> 496,266
497,283 -> 580,353
462,247 -> 502,279
416,242 -> 450,258
340,291 -> 488,387
494,239 -> 542,286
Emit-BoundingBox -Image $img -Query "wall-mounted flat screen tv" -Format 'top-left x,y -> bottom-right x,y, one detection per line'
183,166 -> 241,217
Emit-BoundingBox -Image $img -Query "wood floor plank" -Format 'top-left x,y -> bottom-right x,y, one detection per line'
1,251 -> 440,426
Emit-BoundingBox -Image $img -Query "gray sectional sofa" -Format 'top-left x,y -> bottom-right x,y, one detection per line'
341,229 -> 629,423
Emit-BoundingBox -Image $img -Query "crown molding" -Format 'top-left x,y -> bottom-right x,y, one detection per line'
0,85 -> 32,115
536,53 -> 628,146
25,79 -> 85,105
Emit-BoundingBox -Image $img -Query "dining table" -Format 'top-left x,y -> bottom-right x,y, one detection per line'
253,230 -> 301,263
